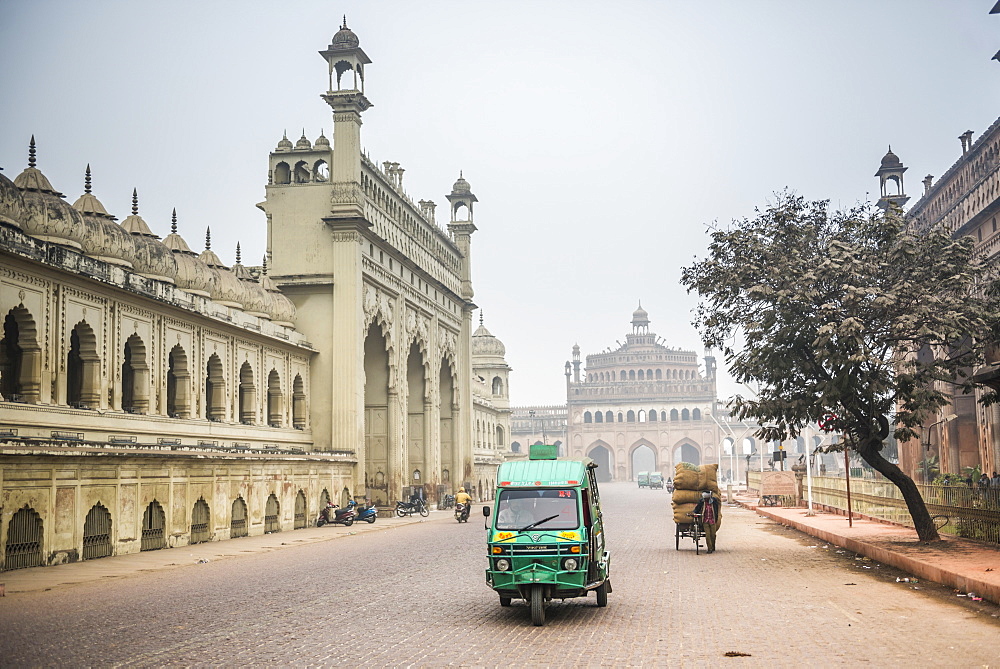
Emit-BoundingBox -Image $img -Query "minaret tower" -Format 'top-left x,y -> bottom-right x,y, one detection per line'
320,17 -> 372,220
572,343 -> 582,383
446,172 -> 478,302
875,146 -> 909,211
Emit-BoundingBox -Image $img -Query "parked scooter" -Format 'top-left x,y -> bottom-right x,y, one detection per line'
354,500 -> 378,524
317,501 -> 357,527
454,502 -> 470,523
395,497 -> 429,517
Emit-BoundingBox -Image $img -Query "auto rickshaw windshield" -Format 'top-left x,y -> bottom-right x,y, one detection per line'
495,489 -> 579,530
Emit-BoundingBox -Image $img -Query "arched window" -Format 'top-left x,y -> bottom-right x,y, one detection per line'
264,494 -> 280,534
655,369 -> 662,380
83,502 -> 112,560
647,369 -> 653,379
1,307 -> 42,403
292,373 -> 306,429
637,370 -> 644,381
692,408 -> 701,420
595,411 -> 604,423
293,160 -> 310,183
617,412 -> 624,422
637,410 -> 646,422
294,490 -> 307,529
682,408 -> 691,420
496,425 -> 504,449
67,321 -> 100,409
274,162 -> 291,185
205,354 -> 225,421
492,376 -> 503,395
167,345 -> 190,418
649,409 -> 657,422
141,500 -> 166,551
620,370 -> 626,381
629,370 -> 636,381
670,409 -> 679,421
267,369 -> 283,427
605,411 -> 613,423
230,497 -> 248,538
313,160 -> 329,182
584,411 -> 593,423
5,505 -> 43,569
239,362 -> 255,424
511,441 -> 521,453
121,333 -> 149,414
626,410 -> 636,422
190,498 -> 210,544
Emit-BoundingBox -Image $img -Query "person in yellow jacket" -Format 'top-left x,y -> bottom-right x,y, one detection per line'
454,487 -> 473,521
455,487 -> 472,506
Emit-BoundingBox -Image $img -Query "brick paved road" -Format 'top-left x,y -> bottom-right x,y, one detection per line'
1,482 -> 999,667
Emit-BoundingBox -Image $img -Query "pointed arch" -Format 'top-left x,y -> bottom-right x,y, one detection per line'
267,368 -> 283,427
1,306 -> 42,403
167,344 -> 190,418
239,361 -> 255,424
122,333 -> 150,414
83,502 -> 112,560
586,440 -> 613,482
67,320 -> 100,408
365,322 -> 391,507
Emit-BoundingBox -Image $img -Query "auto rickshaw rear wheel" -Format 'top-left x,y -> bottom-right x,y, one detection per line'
596,580 -> 608,607
530,585 -> 545,626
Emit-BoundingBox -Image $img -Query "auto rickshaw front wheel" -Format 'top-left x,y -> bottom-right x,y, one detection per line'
530,585 -> 545,626
596,580 -> 608,607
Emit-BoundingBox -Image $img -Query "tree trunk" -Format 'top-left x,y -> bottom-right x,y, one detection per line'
856,443 -> 941,542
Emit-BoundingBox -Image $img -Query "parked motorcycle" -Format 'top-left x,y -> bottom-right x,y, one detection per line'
317,502 -> 357,527
354,501 -> 378,524
454,502 -> 470,523
440,494 -> 456,510
395,497 -> 429,517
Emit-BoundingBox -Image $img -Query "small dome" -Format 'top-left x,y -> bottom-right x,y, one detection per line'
232,245 -> 271,319
275,133 -> 293,153
73,167 -> 136,269
330,18 -> 360,50
259,259 -> 296,326
451,173 -> 471,195
315,131 -> 330,149
162,211 -> 214,297
472,315 -> 506,358
119,191 -> 177,283
294,132 -> 312,151
14,138 -> 86,250
0,170 -> 26,230
631,302 -> 649,326
880,147 -> 902,168
198,231 -> 247,309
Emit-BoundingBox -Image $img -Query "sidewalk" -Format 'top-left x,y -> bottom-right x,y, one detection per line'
735,496 -> 1000,606
0,509 -> 454,597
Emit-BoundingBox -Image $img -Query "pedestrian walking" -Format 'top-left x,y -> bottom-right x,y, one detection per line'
978,473 -> 991,489
692,490 -> 721,554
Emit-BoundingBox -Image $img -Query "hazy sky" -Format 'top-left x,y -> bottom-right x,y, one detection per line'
1,1 -> 997,406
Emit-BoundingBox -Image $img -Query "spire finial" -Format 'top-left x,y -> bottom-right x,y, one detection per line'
283,129 -> 288,140
205,227 -> 212,250
262,254 -> 268,275
236,242 -> 242,264
28,136 -> 36,168
131,188 -> 139,215
342,15 -> 347,29
479,311 -> 484,326
301,127 -> 306,138
460,170 -> 463,178
171,208 -> 177,234
84,164 -> 92,194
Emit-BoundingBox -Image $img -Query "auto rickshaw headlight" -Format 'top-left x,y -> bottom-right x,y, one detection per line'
562,557 -> 579,571
495,558 -> 511,572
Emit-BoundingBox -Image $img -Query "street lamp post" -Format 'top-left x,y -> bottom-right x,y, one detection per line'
921,413 -> 958,484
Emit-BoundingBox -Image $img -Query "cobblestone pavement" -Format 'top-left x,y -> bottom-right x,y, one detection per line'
2,482 -> 999,667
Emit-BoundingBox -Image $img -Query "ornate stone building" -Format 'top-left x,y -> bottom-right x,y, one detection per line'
0,21 -> 498,570
469,314 -> 512,500
564,306 -> 721,482
885,119 -> 1000,478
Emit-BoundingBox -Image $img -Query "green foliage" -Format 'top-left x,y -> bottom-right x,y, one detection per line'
681,192 -> 1000,453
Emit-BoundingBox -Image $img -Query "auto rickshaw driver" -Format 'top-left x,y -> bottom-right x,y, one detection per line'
497,495 -> 535,527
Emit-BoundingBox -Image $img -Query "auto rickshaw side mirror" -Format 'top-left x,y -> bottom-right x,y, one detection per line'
482,506 -> 491,517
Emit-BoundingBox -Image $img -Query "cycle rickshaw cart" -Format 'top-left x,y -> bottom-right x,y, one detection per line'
675,512 -> 705,554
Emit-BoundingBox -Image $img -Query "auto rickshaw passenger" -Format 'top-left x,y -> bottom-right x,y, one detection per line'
455,487 -> 472,506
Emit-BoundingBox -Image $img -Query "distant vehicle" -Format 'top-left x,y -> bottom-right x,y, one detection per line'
649,472 -> 664,489
637,472 -> 650,488
484,443 -> 612,626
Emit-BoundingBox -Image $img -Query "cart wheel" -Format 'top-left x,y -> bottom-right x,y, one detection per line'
675,528 -> 680,551
694,529 -> 701,555
596,581 -> 608,607
499,596 -> 512,607
530,585 -> 545,626
419,506 -> 429,517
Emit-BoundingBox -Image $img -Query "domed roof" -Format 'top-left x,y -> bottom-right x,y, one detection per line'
631,302 -> 649,325
0,169 -> 26,231
14,137 -> 86,250
451,172 -> 471,195
472,313 -> 506,358
231,243 -> 271,319
880,147 -> 902,168
294,132 -> 312,151
259,257 -> 296,326
73,166 -> 137,269
275,132 -> 293,153
330,17 -> 360,50
119,190 -> 177,284
315,131 -> 330,149
162,210 -> 214,298
197,228 -> 247,309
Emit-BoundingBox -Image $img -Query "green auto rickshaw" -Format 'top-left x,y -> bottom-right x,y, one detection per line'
483,443 -> 612,626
